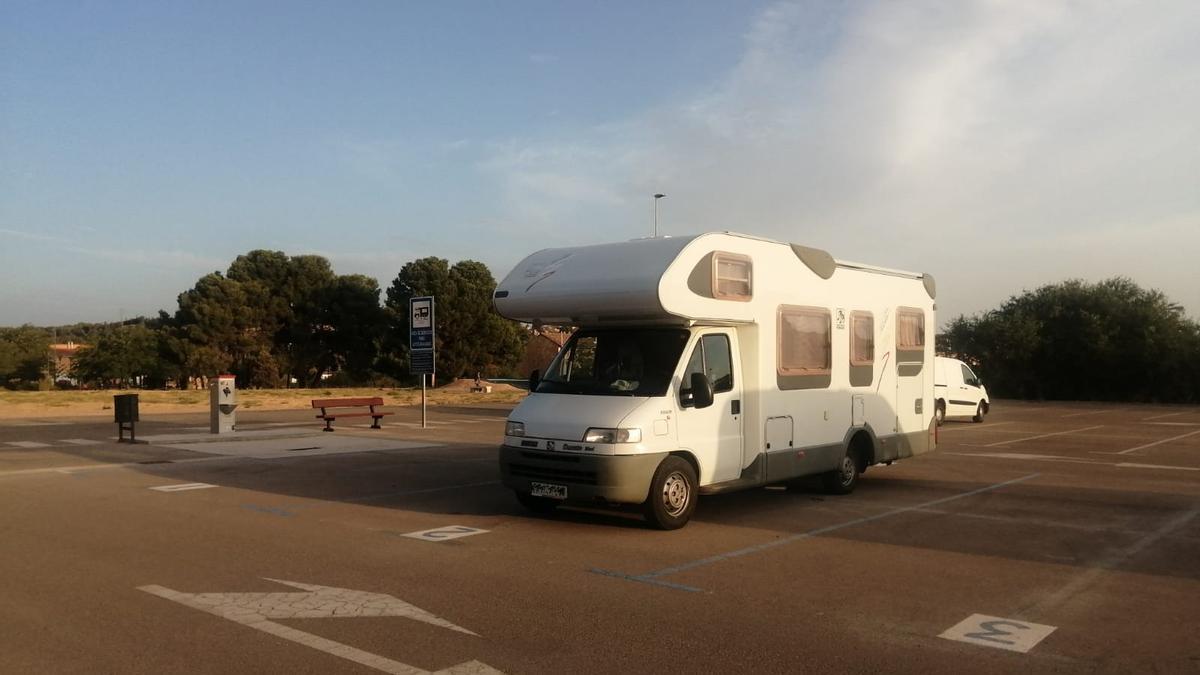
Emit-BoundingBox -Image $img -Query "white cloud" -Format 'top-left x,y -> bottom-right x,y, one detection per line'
476,0 -> 1200,320
0,227 -> 224,271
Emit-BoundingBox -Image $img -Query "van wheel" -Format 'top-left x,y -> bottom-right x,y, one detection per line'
515,491 -> 560,514
973,403 -> 985,423
822,446 -> 860,495
934,401 -> 946,426
643,456 -> 697,530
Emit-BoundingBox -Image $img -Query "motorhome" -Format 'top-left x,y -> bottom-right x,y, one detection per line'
494,232 -> 937,529
933,356 -> 990,425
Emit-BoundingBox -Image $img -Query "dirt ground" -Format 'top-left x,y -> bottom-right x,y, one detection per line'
0,382 -> 526,419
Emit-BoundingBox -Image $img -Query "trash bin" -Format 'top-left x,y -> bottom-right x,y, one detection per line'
114,393 -> 139,442
114,394 -> 139,423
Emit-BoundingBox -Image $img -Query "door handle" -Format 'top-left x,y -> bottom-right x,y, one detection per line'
731,400 -> 741,415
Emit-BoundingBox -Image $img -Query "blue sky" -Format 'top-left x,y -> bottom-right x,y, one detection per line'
2,1 -> 1197,326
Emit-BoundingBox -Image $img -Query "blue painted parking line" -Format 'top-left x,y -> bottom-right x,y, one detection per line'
590,473 -> 1041,593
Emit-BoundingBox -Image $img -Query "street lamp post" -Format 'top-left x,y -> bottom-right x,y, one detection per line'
653,193 -> 666,237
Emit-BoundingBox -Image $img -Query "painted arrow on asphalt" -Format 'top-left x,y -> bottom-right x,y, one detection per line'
139,578 -> 502,674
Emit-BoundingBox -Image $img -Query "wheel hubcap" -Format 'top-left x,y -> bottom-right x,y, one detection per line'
841,457 -> 856,486
661,472 -> 690,516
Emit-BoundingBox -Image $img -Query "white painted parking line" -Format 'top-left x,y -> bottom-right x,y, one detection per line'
149,482 -> 218,492
939,614 -> 1056,653
403,526 -> 489,542
1061,409 -> 1114,418
1112,428 -> 1200,455
60,438 -> 101,446
948,451 -> 1103,465
936,422 -> 1013,433
1143,411 -> 1188,421
4,441 -> 52,448
1116,462 -> 1200,472
593,474 -> 1041,592
139,578 -> 501,674
949,451 -> 1199,473
984,425 -> 1103,447
1147,422 -> 1200,427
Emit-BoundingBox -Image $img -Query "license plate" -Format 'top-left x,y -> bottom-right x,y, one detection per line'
530,482 -> 567,500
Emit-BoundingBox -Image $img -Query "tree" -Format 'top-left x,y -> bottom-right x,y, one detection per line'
173,251 -> 386,388
288,274 -> 386,386
0,326 -> 50,389
71,324 -> 166,388
384,258 -> 527,381
941,278 -> 1200,403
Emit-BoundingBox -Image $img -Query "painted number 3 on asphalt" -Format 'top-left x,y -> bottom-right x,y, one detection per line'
940,613 -> 1057,653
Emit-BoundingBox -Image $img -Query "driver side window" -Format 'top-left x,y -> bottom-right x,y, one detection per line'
961,363 -> 978,387
680,334 -> 734,399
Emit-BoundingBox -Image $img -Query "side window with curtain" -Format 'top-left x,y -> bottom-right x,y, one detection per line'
777,305 -> 832,390
895,307 -> 926,374
848,311 -> 874,387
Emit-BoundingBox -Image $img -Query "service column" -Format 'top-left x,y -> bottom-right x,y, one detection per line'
209,374 -> 237,434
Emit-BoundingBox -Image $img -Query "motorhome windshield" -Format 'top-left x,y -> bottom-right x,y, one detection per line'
537,329 -> 689,397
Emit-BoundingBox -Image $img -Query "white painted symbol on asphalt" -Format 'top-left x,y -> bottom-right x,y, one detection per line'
148,482 -> 218,492
404,526 -> 489,542
5,441 -> 52,448
139,578 -> 503,674
939,613 -> 1057,653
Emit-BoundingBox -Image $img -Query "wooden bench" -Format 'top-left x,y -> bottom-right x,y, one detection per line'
311,397 -> 392,432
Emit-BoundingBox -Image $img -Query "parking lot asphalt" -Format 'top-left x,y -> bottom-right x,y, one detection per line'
1,400 -> 1197,674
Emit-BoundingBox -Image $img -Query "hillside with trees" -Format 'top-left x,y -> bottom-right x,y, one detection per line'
938,278 -> 1200,403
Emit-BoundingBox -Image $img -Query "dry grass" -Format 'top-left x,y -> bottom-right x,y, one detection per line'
0,387 -> 525,418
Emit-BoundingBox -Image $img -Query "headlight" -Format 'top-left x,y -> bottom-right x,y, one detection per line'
583,427 -> 642,443
505,421 -> 525,437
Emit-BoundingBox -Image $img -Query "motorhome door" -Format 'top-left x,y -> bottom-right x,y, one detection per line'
677,330 -> 744,483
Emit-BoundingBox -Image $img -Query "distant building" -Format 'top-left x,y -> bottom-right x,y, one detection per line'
49,342 -> 84,386
517,327 -> 570,377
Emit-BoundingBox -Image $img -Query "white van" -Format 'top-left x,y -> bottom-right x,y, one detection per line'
933,356 -> 989,425
493,232 -> 937,529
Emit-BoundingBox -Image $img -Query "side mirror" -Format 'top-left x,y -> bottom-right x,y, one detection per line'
528,369 -> 541,392
690,372 -> 714,409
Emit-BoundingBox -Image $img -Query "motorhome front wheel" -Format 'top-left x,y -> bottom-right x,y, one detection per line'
644,456 -> 698,530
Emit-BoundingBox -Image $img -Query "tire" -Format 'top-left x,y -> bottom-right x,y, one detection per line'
515,491 -> 560,514
934,401 -> 946,426
643,456 -> 698,530
973,402 -> 985,423
822,445 -> 861,495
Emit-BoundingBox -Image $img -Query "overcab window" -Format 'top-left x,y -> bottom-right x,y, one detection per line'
713,252 -> 752,301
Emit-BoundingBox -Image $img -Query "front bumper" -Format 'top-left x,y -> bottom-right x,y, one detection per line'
499,445 -> 667,505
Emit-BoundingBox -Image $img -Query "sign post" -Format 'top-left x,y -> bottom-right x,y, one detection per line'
409,296 -> 435,429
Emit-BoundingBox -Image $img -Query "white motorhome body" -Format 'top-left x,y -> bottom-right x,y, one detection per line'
495,232 -> 937,529
933,356 -> 990,424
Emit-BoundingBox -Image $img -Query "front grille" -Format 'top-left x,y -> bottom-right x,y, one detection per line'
509,456 -> 598,485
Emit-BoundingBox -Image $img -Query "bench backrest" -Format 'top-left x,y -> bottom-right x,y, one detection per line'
311,397 -> 385,409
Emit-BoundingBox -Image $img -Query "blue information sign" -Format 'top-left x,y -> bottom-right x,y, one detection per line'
409,296 -> 435,375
